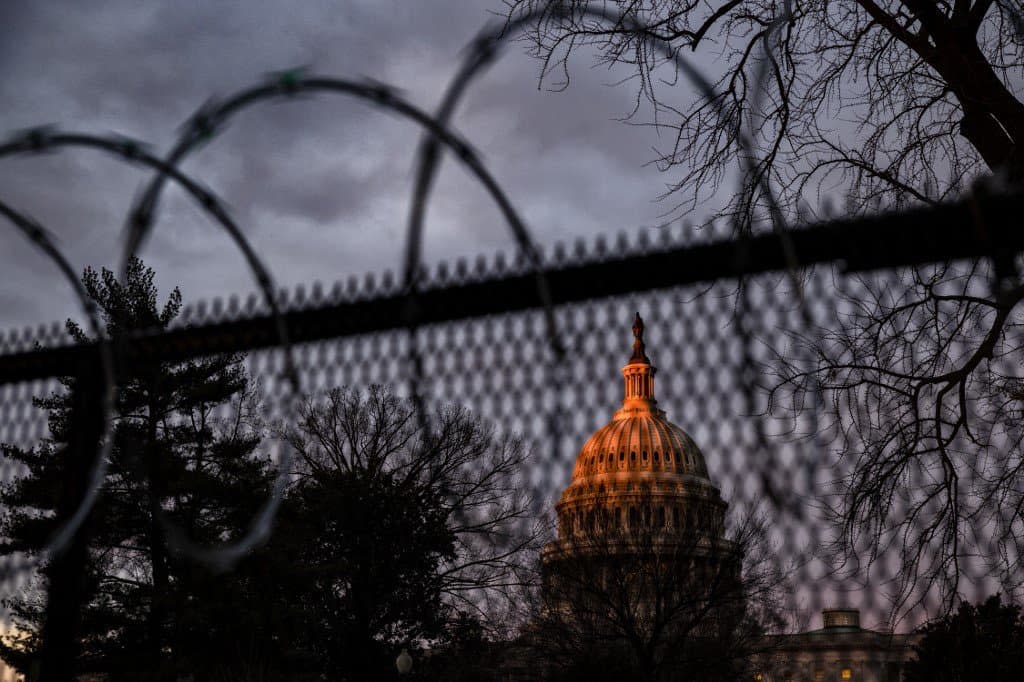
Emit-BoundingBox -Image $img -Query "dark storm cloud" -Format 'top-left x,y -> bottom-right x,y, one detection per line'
0,0 -> 697,331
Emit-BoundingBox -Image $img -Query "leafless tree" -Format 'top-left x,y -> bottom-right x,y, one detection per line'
772,263 -> 1024,616
507,0 -> 1023,224
525,502 -> 787,681
506,0 -> 1024,619
283,385 -> 538,630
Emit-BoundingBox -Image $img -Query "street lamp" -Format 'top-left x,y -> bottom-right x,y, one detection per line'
396,648 -> 413,675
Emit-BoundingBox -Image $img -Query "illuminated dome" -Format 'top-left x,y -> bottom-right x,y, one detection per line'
569,391 -> 709,481
550,313 -> 727,543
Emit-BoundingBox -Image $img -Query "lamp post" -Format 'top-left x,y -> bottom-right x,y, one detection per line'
396,648 -> 413,675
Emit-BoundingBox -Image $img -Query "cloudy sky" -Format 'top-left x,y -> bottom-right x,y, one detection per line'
9,1 -> 1016,628
0,0 -> 726,332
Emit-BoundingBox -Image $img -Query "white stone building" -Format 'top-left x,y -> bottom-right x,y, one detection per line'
750,609 -> 918,682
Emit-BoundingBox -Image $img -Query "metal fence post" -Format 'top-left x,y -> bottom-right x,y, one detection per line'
37,355 -> 105,682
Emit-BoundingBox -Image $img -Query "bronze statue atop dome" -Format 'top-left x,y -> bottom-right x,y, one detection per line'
630,311 -> 650,364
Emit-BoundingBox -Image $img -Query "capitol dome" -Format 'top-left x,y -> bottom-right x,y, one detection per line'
550,313 -> 727,545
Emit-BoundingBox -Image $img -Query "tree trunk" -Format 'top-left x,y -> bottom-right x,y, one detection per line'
929,36 -> 1024,183
865,6 -> 1024,185
38,362 -> 105,682
145,385 -> 172,678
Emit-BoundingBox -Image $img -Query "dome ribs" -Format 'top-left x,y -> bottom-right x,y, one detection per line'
566,409 -> 713,486
556,315 -> 725,539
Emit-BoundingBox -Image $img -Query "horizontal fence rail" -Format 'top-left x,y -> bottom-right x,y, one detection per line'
1,191 -> 1022,682
1,189 -> 1021,385
3,2 -> 1023,677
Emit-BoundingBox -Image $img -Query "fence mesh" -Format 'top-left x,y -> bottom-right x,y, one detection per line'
1,3 -> 1023,677
2,231 -> 1018,627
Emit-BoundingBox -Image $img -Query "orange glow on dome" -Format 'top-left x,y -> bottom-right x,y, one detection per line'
568,311 -> 710,484
550,312 -> 727,543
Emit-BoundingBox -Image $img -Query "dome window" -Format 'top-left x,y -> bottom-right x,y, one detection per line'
619,451 -> 624,461
666,453 -> 672,462
642,451 -> 648,461
631,451 -> 636,461
653,451 -> 659,461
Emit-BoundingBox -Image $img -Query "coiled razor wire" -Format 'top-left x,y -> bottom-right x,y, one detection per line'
2,0 -> 1018,621
0,199 -> 115,580
0,130 -> 301,571
121,73 -> 565,565
0,79 -> 558,570
0,0 -> 856,593
395,0 -> 814,526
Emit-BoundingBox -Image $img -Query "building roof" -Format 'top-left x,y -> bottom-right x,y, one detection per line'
760,609 -> 921,655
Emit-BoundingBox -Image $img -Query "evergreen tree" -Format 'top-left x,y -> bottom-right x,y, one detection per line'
903,595 -> 1024,682
0,258 -> 272,680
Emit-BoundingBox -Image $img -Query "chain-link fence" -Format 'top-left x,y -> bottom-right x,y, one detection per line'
2,3 -> 1024,678
2,187 -> 1024,679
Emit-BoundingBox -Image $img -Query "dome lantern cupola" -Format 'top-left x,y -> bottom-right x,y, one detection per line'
622,312 -> 656,407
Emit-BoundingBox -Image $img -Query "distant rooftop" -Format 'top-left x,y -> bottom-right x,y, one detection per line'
823,608 -> 861,631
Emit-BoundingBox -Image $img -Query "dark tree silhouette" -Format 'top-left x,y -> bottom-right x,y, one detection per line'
508,0 -> 1024,618
771,264 -> 1024,615
903,594 -> 1024,682
0,258 -> 272,680
529,505 -> 785,682
236,386 -> 536,680
508,0 -> 1024,223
